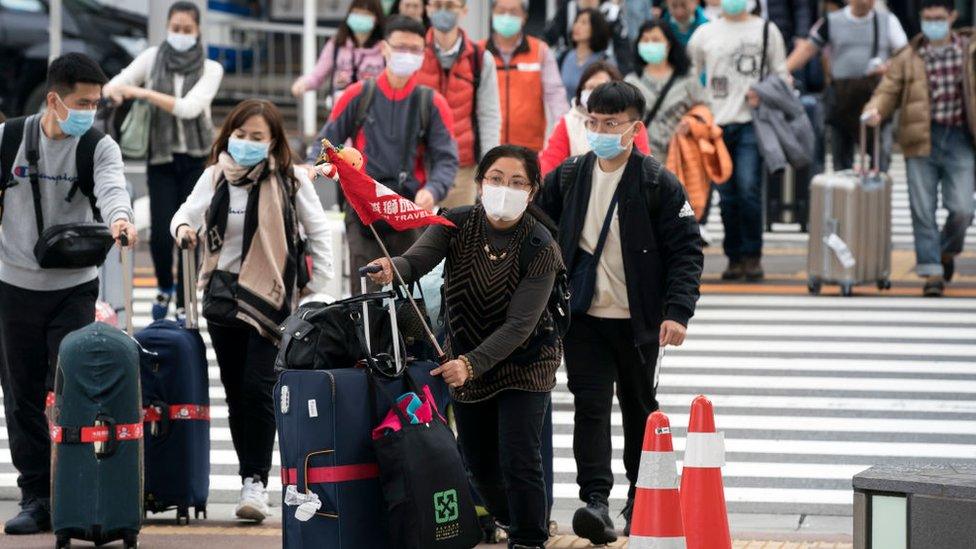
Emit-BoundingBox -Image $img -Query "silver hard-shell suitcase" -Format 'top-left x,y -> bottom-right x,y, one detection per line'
807,123 -> 892,296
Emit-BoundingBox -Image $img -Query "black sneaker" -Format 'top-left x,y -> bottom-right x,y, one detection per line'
743,256 -> 765,281
3,497 -> 51,535
721,260 -> 745,280
923,276 -> 945,297
621,497 -> 634,537
572,496 -> 617,545
942,255 -> 955,283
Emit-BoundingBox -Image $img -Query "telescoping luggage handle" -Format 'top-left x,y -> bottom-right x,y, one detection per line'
119,233 -> 134,335
857,117 -> 882,177
358,264 -> 403,375
180,238 -> 199,329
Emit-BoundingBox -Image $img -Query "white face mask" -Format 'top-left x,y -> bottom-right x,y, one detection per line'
388,51 -> 424,77
167,31 -> 198,52
481,184 -> 530,222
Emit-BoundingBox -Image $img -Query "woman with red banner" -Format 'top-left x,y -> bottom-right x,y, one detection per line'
171,99 -> 335,523
362,144 -> 563,549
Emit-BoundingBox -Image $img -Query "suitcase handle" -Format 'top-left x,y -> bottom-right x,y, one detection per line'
119,234 -> 134,335
180,238 -> 199,330
857,119 -> 881,176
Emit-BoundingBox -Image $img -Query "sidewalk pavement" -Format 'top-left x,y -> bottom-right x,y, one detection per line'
0,502 -> 853,548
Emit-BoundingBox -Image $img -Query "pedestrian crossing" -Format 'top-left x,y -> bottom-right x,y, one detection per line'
704,154 -> 976,249
2,290 -> 973,520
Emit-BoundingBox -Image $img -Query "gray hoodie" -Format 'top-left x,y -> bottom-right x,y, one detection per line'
0,115 -> 133,291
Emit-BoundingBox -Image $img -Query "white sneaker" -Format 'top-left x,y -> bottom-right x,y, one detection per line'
235,475 -> 270,522
699,225 -> 713,247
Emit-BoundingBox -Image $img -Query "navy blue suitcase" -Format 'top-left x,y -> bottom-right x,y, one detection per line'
136,245 -> 210,523
276,363 -> 449,549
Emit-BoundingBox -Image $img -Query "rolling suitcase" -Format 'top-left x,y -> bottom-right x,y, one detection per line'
136,242 -> 210,523
276,267 -> 452,548
51,236 -> 142,549
807,122 -> 892,296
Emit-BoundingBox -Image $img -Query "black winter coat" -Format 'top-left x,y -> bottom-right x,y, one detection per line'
535,151 -> 703,349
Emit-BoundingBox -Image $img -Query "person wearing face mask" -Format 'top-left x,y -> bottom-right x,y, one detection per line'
863,0 -> 976,297
484,0 -> 570,152
415,0 -> 501,208
103,1 -> 223,321
662,0 -> 712,46
540,61 -> 651,176
366,145 -> 563,549
171,99 -> 335,522
625,20 -> 705,158
291,0 -> 387,106
544,0 -> 636,75
687,0 -> 789,281
535,81 -> 703,544
0,53 -> 137,535
319,15 -> 458,294
390,0 -> 430,26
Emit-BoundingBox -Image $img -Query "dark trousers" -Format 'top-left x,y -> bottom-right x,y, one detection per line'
0,279 -> 98,500
563,314 -> 659,503
719,122 -> 764,261
208,322 -> 278,484
147,154 -> 205,306
346,215 -> 420,294
455,390 -> 550,548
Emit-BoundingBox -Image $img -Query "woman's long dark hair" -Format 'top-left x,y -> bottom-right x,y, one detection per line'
633,20 -> 692,77
209,99 -> 295,184
334,0 -> 386,48
572,8 -> 611,53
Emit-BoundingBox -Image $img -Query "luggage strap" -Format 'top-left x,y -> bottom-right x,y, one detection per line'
143,404 -> 211,423
50,422 -> 144,444
280,463 -> 379,486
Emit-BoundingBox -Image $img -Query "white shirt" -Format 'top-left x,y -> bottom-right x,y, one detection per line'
105,46 -> 224,159
580,161 -> 629,319
170,165 -> 336,297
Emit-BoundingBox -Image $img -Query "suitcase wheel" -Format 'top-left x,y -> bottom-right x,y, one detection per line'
877,279 -> 891,291
840,283 -> 854,297
807,279 -> 822,295
176,506 -> 190,526
55,534 -> 71,549
123,532 -> 138,549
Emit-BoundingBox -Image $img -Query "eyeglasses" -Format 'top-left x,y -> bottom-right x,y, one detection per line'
584,118 -> 637,133
430,1 -> 463,10
390,44 -> 425,55
483,174 -> 532,191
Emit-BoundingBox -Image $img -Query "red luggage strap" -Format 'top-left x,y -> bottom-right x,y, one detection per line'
143,404 -> 210,423
280,463 -> 379,486
50,422 -> 144,444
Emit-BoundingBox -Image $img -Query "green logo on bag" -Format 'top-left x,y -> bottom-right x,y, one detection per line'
433,489 -> 459,524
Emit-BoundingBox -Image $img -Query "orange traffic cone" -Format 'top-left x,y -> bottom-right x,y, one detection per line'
679,395 -> 731,549
629,411 -> 686,548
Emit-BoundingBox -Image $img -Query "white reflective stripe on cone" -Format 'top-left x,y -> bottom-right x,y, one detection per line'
636,451 -> 679,489
682,431 -> 726,468
628,535 -> 687,549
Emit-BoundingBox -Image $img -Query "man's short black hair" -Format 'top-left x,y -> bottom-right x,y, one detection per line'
168,1 -> 201,24
921,0 -> 954,11
47,53 -> 108,96
384,14 -> 426,40
587,81 -> 646,119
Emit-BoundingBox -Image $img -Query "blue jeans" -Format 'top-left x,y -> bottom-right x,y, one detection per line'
719,123 -> 764,260
905,124 -> 976,277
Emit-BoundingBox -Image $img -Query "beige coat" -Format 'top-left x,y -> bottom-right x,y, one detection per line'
865,28 -> 976,158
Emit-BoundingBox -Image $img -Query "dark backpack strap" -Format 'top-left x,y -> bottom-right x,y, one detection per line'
558,155 -> 584,197
470,42 -> 483,161
518,218 -> 554,276
759,20 -> 771,80
24,116 -> 44,237
351,78 -> 378,138
417,86 -> 434,143
871,11 -> 879,59
0,116 -> 26,224
643,72 -> 679,126
68,127 -> 104,222
398,87 -> 424,188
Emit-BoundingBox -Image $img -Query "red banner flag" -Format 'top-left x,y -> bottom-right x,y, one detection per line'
325,147 -> 455,231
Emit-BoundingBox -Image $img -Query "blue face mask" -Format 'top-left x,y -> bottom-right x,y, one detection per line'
492,14 -> 523,38
721,0 -> 748,16
586,127 -> 633,159
228,137 -> 270,167
346,12 -> 376,34
55,96 -> 96,137
638,41 -> 668,64
922,20 -> 950,42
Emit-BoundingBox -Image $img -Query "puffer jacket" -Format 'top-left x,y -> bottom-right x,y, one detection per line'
865,28 -> 976,158
665,105 -> 732,221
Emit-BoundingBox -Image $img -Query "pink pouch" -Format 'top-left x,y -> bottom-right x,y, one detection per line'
371,384 -> 442,440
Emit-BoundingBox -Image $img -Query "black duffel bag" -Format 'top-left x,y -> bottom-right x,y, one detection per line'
368,371 -> 481,549
34,223 -> 114,269
276,291 -> 403,373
